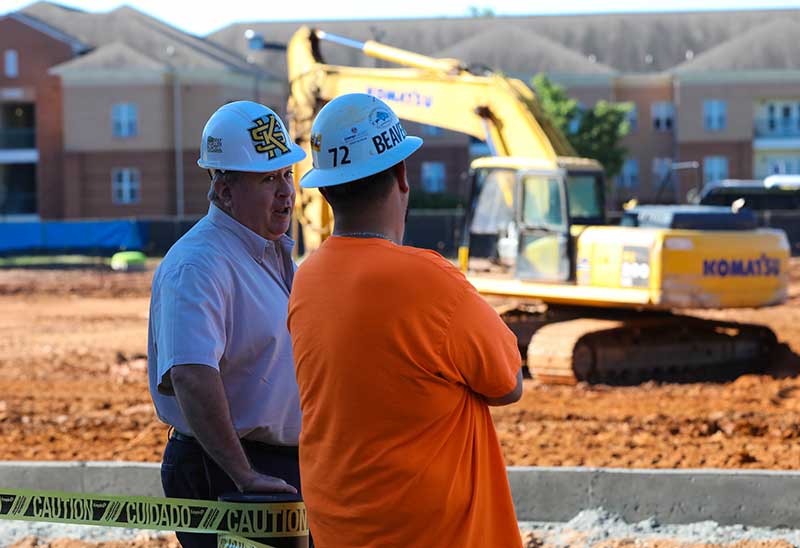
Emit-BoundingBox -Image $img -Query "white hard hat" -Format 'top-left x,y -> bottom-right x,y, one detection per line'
197,101 -> 306,173
300,93 -> 422,189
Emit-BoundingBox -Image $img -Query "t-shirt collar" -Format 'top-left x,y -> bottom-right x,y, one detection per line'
207,203 -> 295,259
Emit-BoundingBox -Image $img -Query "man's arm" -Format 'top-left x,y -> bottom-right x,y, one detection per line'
485,368 -> 523,406
170,364 -> 296,494
443,280 -> 524,407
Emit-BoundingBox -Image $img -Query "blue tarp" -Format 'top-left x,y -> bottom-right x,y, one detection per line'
0,220 -> 148,255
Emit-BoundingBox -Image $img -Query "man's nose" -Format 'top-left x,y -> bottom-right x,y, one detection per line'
276,176 -> 293,197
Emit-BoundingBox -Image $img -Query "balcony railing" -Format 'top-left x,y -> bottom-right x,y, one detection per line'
754,117 -> 800,138
0,128 -> 36,149
0,191 -> 37,216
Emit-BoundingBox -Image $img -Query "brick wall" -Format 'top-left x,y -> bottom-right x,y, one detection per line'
678,141 -> 754,196
0,16 -> 75,219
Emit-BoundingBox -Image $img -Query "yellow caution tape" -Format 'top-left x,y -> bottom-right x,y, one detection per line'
0,488 -> 307,540
218,533 -> 279,548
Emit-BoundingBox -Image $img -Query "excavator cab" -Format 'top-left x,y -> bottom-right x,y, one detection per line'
465,157 -> 607,283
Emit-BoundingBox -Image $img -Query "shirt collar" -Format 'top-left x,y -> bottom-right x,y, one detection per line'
207,203 -> 295,259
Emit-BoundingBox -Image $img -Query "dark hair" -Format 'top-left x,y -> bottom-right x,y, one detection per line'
320,163 -> 399,216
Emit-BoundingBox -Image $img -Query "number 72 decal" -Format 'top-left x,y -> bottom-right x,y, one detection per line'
328,146 -> 351,167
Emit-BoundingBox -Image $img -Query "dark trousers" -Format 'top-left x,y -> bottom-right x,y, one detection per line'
161,432 -> 305,548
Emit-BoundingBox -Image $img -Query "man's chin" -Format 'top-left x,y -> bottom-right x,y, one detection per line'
267,222 -> 291,240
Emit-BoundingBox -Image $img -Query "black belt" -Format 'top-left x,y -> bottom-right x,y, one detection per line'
170,430 -> 299,456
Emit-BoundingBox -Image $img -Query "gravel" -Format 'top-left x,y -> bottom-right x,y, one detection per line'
4,508 -> 800,547
521,508 -> 800,546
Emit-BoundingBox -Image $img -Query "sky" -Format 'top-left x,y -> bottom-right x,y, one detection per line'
3,0 -> 800,35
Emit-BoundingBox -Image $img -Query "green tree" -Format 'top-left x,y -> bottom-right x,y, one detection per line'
531,73 -> 631,179
467,6 -> 495,17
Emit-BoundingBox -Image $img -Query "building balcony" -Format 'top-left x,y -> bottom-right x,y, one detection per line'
0,128 -> 35,149
754,117 -> 800,138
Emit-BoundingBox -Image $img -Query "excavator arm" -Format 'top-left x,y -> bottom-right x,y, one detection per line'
286,26 -> 581,252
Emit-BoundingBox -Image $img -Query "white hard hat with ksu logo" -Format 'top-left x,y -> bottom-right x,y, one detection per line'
300,93 -> 423,189
197,101 -> 306,173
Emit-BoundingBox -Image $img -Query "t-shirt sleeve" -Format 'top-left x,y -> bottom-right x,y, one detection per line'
443,284 -> 522,398
154,264 -> 227,393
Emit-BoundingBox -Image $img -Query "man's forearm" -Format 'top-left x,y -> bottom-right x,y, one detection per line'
170,364 -> 254,490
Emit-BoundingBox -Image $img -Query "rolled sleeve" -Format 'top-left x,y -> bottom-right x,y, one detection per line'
444,285 -> 521,398
155,264 -> 227,393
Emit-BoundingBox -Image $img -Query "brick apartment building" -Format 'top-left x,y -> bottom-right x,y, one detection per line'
0,2 -> 282,220
2,2 -> 800,219
210,9 -> 800,206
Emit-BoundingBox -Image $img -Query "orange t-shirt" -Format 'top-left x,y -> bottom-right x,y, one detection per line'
288,236 -> 523,548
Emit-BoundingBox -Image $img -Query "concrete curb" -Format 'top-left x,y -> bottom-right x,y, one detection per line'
508,466 -> 800,527
3,463 -> 800,528
0,461 -> 161,498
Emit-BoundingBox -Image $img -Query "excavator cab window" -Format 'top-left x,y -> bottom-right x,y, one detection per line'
470,168 -> 516,235
565,172 -> 605,225
516,172 -> 572,282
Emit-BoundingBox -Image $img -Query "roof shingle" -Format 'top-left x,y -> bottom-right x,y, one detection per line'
19,1 -> 275,78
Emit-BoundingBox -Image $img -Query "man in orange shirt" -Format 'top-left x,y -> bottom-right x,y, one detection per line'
288,93 -> 523,548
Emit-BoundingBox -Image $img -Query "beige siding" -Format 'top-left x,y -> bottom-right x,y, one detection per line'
677,80 -> 800,143
566,84 -> 614,106
62,83 -> 170,151
62,79 -> 288,153
178,82 -> 286,151
613,79 -> 677,200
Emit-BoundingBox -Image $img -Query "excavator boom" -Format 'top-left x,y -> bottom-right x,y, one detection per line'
285,26 -> 790,385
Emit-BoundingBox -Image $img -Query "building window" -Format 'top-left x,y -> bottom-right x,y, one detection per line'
620,159 -> 639,189
651,101 -> 675,132
703,100 -> 727,131
652,157 -> 673,181
422,124 -> 443,136
4,50 -> 18,78
112,168 -> 141,204
759,101 -> 800,137
626,103 -> 638,132
757,154 -> 800,178
112,103 -> 138,138
421,162 -> 446,193
568,103 -> 585,134
703,156 -> 729,183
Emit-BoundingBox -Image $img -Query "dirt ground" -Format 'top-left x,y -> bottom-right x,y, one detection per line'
3,261 -> 800,544
2,261 -> 800,467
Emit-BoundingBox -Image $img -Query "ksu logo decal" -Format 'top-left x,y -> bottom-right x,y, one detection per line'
206,136 -> 223,153
248,114 -> 289,159
310,132 -> 322,152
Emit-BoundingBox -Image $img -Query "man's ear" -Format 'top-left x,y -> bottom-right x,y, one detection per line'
395,161 -> 409,193
213,175 -> 233,208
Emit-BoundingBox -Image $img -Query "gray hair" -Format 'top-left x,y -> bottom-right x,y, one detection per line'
207,170 -> 243,207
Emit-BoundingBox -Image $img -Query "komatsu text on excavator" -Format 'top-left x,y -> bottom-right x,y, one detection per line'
285,26 -> 790,384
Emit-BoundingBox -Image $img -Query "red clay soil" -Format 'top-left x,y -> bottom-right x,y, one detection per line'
3,262 -> 800,546
1,261 -> 800,468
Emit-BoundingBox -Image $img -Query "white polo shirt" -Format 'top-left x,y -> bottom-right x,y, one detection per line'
147,203 -> 301,446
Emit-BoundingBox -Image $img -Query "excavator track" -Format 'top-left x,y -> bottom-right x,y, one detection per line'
498,307 -> 778,385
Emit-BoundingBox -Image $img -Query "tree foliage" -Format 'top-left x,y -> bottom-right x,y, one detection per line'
467,6 -> 495,17
531,73 -> 631,178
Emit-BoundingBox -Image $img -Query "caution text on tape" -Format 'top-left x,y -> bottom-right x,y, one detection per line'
0,488 -> 307,538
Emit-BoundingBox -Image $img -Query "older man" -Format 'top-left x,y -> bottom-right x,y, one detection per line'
288,93 -> 523,548
147,101 -> 305,548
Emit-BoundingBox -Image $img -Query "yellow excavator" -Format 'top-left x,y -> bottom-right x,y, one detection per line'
286,26 -> 790,384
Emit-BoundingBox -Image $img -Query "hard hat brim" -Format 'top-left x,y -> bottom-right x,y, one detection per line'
197,146 -> 306,173
300,136 -> 423,189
